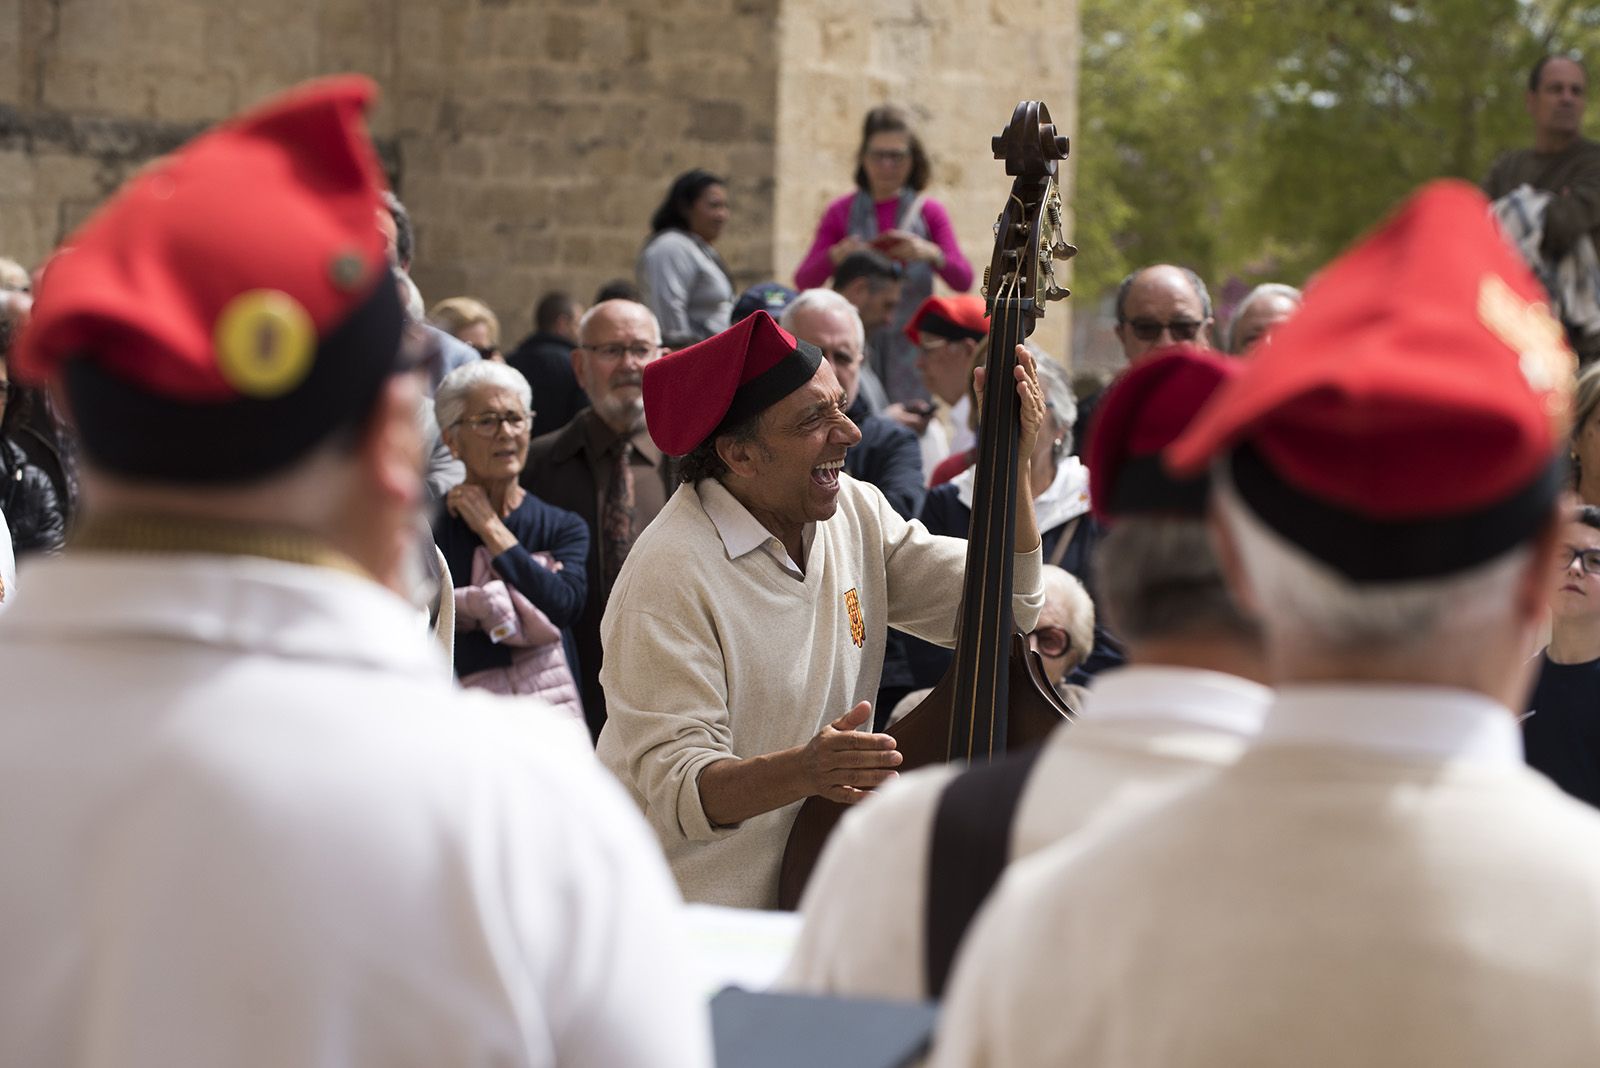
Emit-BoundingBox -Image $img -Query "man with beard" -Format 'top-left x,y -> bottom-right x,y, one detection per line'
522,298 -> 674,740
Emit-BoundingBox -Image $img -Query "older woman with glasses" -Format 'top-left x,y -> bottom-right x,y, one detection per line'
432,362 -> 590,722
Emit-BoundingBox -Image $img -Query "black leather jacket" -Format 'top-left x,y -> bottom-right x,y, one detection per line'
1,437 -> 66,554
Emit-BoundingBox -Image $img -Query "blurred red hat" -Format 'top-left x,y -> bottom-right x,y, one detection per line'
903,295 -> 988,344
643,311 -> 822,457
1167,179 -> 1575,582
15,75 -> 401,483
1086,344 -> 1238,523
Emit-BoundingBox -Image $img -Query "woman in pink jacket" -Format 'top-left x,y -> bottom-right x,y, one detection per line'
794,106 -> 973,405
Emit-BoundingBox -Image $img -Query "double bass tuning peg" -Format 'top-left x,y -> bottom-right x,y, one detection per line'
1052,241 -> 1078,261
1037,125 -> 1070,160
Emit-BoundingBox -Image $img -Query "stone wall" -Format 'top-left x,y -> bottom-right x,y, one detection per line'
3,0 -> 1079,354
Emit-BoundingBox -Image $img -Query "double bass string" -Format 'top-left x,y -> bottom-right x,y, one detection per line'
977,263 -> 1020,761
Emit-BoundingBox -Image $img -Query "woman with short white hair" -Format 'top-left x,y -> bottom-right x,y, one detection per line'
432,361 -> 590,723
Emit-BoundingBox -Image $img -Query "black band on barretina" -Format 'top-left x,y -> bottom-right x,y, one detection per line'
65,273 -> 405,485
718,339 -> 824,430
1227,441 -> 1563,583
1107,452 -> 1210,519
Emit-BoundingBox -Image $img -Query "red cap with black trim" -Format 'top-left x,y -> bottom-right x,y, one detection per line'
643,310 -> 823,457
14,74 -> 403,484
903,294 -> 988,344
1086,344 -> 1238,523
1166,179 -> 1575,582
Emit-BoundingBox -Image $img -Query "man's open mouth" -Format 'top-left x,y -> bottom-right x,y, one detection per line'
812,459 -> 844,487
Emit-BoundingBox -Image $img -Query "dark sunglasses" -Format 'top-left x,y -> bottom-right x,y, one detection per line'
1123,317 -> 1204,343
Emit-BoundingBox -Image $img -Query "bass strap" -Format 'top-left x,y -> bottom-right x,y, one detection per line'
922,741 -> 1047,997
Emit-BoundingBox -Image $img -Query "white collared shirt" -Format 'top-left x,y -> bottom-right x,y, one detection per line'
0,552 -> 712,1068
697,478 -> 815,581
1076,664 -> 1271,738
1258,683 -> 1525,769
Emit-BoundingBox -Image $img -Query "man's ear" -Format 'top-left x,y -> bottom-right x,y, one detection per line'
569,346 -> 586,381
359,374 -> 425,508
1207,496 -> 1261,619
716,432 -> 765,480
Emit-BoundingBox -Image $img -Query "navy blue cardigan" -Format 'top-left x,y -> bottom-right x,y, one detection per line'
433,492 -> 591,685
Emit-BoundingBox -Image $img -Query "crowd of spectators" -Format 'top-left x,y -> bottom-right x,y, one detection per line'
8,61 -> 1600,1066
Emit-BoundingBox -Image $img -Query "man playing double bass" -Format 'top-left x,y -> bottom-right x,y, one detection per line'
595,310 -> 1046,909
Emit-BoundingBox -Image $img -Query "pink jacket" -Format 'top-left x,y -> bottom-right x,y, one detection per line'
453,546 -> 584,726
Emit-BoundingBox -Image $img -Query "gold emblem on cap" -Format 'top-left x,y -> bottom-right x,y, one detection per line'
328,250 -> 367,291
214,290 -> 316,399
1477,274 -> 1575,427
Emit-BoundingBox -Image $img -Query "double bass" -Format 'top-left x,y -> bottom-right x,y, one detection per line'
778,101 -> 1077,909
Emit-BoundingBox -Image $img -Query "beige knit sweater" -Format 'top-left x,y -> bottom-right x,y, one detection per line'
596,476 -> 1043,908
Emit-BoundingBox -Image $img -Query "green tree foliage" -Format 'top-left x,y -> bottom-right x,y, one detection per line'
1072,0 -> 1600,303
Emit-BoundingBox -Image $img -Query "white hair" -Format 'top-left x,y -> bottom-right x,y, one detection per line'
780,288 -> 866,353
1213,467 -> 1530,651
1039,564 -> 1096,672
1092,517 -> 1256,643
435,361 -> 533,435
1028,345 -> 1077,427
1225,282 -> 1303,353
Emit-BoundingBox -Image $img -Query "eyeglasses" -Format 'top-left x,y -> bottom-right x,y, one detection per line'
1122,317 -> 1206,343
455,411 -> 530,438
1028,625 -> 1072,659
1560,547 -> 1600,576
866,149 -> 910,164
583,342 -> 660,362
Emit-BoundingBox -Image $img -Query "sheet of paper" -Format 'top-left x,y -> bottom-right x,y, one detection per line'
684,903 -> 802,1002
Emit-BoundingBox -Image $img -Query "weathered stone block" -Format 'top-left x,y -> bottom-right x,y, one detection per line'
687,100 -> 746,143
